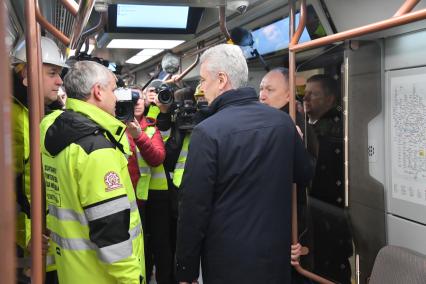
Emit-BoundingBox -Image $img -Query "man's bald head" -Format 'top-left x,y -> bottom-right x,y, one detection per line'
259,67 -> 290,109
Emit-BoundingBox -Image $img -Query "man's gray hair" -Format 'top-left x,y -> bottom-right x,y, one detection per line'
64,61 -> 113,101
270,67 -> 289,82
200,44 -> 248,89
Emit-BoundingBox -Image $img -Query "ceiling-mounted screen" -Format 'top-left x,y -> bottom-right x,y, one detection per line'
117,5 -> 189,29
242,13 -> 311,59
107,4 -> 203,34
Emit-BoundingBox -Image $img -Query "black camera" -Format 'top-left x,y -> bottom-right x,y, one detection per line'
114,88 -> 140,122
173,100 -> 198,131
156,84 -> 175,105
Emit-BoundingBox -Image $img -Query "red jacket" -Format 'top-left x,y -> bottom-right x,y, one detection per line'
127,116 -> 165,190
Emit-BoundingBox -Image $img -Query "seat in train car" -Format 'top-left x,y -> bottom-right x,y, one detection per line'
369,245 -> 426,284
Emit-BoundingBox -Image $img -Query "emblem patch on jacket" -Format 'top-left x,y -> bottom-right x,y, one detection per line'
104,171 -> 123,192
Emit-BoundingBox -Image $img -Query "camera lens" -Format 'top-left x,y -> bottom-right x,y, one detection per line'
157,85 -> 174,105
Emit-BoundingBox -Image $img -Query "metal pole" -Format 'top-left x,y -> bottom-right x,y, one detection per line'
219,6 -> 232,42
289,0 -> 296,122
0,0 -> 16,281
69,0 -> 96,49
75,11 -> 107,54
289,1 -> 334,283
35,3 -> 46,279
25,0 -> 43,283
164,50 -> 201,84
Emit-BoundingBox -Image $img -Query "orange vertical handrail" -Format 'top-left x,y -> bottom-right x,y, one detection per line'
25,0 -> 43,283
290,0 -> 307,46
35,4 -> 46,280
0,0 -> 16,282
289,1 -> 335,283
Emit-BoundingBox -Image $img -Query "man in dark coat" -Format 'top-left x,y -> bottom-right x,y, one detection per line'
175,44 -> 314,284
303,74 -> 353,284
260,68 -> 317,281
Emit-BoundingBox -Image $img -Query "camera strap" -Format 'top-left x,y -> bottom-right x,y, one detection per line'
104,130 -> 126,154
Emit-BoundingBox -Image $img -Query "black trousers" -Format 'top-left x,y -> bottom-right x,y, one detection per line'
145,190 -> 174,284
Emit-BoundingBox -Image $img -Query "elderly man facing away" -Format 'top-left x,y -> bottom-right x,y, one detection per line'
175,44 -> 314,284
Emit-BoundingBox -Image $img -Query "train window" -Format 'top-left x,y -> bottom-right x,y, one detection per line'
300,67 -> 353,283
108,62 -> 117,72
5,1 -> 21,51
242,5 -> 326,60
241,13 -> 311,59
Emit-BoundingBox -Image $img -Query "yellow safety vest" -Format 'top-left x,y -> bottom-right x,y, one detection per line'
135,127 -> 155,200
149,128 -> 169,191
172,134 -> 191,188
13,96 -> 57,271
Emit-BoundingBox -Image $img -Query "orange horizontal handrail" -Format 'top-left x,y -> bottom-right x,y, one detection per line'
290,8 -> 426,52
35,6 -> 70,46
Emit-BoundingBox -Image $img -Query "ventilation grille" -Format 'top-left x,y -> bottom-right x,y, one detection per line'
49,0 -> 75,50
368,144 -> 377,163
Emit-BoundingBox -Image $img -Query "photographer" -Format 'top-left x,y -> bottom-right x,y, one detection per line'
123,86 -> 171,284
125,87 -> 166,202
153,87 -> 208,278
127,81 -> 175,284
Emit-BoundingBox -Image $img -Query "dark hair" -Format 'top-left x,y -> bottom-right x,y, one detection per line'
306,74 -> 338,98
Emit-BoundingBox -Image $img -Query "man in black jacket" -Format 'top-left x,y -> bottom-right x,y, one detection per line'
260,68 -> 317,282
303,74 -> 353,284
175,44 -> 314,284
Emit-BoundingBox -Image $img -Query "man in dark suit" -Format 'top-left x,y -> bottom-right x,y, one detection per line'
175,44 -> 314,284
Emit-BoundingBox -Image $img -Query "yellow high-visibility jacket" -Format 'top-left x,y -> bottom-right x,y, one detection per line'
40,98 -> 145,284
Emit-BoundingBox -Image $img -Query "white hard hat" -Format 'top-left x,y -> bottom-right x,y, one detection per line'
12,36 -> 68,68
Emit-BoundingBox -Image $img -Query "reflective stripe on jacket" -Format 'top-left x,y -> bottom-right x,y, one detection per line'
135,126 -> 155,200
172,134 -> 191,188
149,127 -> 169,190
